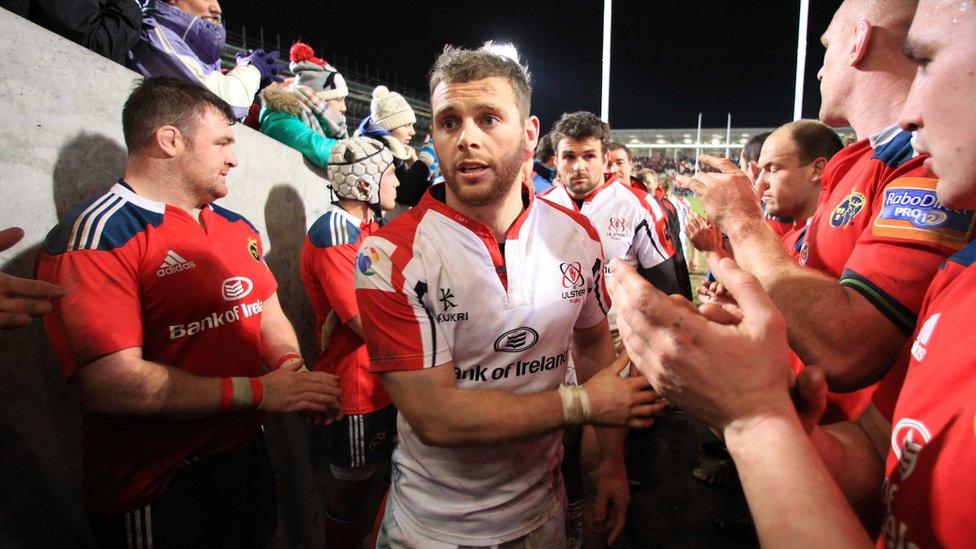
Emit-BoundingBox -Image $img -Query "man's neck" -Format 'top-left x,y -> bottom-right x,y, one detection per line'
337,199 -> 372,223
123,162 -> 206,220
847,77 -> 910,140
446,183 -> 525,243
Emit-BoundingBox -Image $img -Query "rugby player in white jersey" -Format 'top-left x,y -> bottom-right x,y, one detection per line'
355,43 -> 660,548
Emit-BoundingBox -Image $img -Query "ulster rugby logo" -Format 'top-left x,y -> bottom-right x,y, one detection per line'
560,262 -> 584,289
494,327 -> 540,353
222,277 -> 254,301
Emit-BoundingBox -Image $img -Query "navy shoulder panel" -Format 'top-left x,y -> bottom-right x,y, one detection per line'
44,191 -> 164,254
948,239 -> 976,268
210,203 -> 260,234
872,130 -> 916,169
308,211 -> 361,248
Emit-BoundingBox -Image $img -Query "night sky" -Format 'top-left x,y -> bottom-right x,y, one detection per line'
229,0 -> 844,132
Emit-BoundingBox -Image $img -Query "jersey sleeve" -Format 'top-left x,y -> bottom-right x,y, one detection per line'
310,244 -> 359,324
631,200 -> 674,270
576,237 -> 612,330
36,248 -> 143,379
841,172 -> 975,334
355,237 -> 452,372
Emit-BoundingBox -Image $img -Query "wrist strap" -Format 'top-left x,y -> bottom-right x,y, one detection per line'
220,377 -> 264,411
558,384 -> 590,426
273,352 -> 302,370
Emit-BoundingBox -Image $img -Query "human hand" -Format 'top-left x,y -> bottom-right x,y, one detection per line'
259,360 -> 341,415
675,155 -> 762,234
237,49 -> 282,87
791,365 -> 827,434
0,227 -> 65,328
591,454 -> 630,544
610,257 -> 795,434
582,352 -> 667,429
685,214 -> 723,253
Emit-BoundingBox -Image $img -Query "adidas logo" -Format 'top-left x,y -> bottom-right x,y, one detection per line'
156,250 -> 196,277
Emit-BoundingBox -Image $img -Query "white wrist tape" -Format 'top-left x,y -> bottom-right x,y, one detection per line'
558,384 -> 591,425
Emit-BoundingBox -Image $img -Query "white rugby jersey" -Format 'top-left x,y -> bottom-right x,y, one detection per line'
354,184 -> 609,545
540,180 -> 674,328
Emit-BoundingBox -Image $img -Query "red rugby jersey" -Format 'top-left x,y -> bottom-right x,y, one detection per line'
798,125 -> 974,420
36,181 -> 277,514
300,204 -> 390,414
874,239 -> 976,548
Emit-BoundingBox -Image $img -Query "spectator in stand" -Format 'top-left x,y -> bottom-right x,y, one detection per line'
609,143 -> 693,300
4,0 -> 141,63
300,137 -> 400,549
530,132 -> 557,193
355,86 -> 438,210
126,0 -> 281,120
0,226 -> 64,329
259,42 -> 348,169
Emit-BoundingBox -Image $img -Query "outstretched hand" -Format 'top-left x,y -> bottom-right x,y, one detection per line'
675,155 -> 762,233
0,227 -> 65,329
609,257 -> 795,433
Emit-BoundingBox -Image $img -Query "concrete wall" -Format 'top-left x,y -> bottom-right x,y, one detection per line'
0,8 -> 339,547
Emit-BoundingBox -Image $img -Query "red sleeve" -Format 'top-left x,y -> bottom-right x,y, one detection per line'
841,170 -> 975,333
36,248 -> 143,379
311,244 -> 359,324
354,238 -> 451,372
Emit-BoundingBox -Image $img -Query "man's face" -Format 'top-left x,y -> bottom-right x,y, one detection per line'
327,97 -> 347,115
556,137 -> 607,199
170,0 -> 222,24
607,148 -> 633,184
899,0 -> 976,210
755,129 -> 821,218
378,164 -> 400,212
178,108 -> 238,203
817,2 -> 856,127
390,123 -> 416,146
431,76 -> 538,208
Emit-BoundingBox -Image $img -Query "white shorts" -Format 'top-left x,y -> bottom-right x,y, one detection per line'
374,485 -> 567,549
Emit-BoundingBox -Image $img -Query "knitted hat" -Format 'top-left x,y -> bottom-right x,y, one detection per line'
327,137 -> 394,204
289,42 -> 348,101
371,86 -> 416,131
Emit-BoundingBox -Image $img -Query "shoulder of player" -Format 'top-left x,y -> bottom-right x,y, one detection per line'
43,186 -> 164,255
871,128 -> 923,171
209,202 -> 261,235
307,209 -> 362,248
534,196 -> 602,244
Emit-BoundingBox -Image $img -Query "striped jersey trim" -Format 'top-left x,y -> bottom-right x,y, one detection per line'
839,268 -> 916,334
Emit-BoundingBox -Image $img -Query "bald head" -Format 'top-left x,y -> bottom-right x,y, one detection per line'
818,0 -> 919,133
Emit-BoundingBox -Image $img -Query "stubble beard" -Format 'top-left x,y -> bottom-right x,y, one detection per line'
445,136 -> 526,208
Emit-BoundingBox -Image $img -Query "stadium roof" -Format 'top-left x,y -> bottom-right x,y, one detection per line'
610,127 -> 856,151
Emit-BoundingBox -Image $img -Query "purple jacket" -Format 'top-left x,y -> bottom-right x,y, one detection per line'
125,2 -> 258,118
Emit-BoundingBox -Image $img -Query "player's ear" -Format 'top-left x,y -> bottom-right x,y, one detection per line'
849,19 -> 872,66
154,126 -> 181,157
523,115 -> 541,162
810,157 -> 828,183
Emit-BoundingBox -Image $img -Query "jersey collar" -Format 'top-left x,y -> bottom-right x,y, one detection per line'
113,180 -> 166,214
421,182 -> 535,242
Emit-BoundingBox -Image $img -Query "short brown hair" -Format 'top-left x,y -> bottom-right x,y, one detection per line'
551,111 -> 612,153
783,120 -> 844,165
122,76 -> 236,153
428,44 -> 532,119
608,141 -> 632,160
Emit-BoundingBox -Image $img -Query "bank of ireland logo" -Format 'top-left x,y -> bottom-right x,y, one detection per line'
493,327 -> 540,352
222,276 -> 254,301
560,261 -> 584,289
357,247 -> 380,276
891,418 -> 932,480
830,191 -> 867,228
